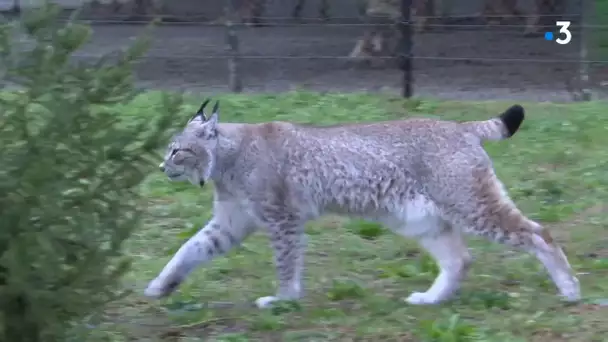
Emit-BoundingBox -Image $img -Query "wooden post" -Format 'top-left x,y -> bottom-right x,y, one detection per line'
225,1 -> 242,93
399,0 -> 413,98
319,0 -> 329,21
11,0 -> 20,14
292,0 -> 305,19
576,0 -> 592,101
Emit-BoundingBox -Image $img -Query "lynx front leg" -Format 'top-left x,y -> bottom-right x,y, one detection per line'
255,218 -> 307,309
144,202 -> 256,298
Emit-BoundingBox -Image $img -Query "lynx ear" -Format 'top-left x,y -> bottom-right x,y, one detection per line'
196,101 -> 219,138
191,99 -> 211,121
208,101 -> 219,123
205,113 -> 218,129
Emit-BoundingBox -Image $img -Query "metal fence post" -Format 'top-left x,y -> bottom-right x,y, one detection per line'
399,0 -> 413,98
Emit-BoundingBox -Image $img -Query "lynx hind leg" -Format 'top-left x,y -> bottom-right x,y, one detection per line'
450,167 -> 580,302
254,207 -> 308,309
405,223 -> 473,305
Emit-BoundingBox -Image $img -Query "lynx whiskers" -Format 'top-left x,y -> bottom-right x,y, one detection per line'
145,100 -> 580,308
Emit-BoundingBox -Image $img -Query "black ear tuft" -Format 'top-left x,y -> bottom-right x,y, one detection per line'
197,99 -> 211,114
192,99 -> 211,121
212,100 -> 219,114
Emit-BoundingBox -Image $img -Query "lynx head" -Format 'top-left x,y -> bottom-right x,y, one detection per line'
159,99 -> 220,187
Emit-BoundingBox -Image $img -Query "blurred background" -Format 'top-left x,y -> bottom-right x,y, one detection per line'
2,0 -> 605,101
2,2 -> 608,341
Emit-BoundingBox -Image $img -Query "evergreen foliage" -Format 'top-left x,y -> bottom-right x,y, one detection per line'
0,3 -> 182,341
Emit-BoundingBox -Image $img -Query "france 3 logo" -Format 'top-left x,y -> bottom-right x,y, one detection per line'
544,21 -> 572,45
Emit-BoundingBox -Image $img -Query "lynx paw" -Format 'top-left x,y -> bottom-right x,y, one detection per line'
559,277 -> 581,302
404,291 -> 443,305
144,286 -> 165,299
144,277 -> 179,299
254,296 -> 280,309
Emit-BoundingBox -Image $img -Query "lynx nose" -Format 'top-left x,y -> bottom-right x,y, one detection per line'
159,162 -> 165,172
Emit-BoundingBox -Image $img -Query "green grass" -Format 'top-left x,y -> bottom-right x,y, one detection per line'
99,92 -> 608,341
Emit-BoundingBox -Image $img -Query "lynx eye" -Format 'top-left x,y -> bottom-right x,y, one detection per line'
170,149 -> 178,156
178,148 -> 196,155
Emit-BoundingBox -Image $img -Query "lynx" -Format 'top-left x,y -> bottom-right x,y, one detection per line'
144,100 -> 580,308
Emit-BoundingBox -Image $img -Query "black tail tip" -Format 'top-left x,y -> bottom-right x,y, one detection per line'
499,104 -> 525,137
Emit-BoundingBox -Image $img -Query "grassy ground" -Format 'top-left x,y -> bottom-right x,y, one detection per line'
99,92 -> 608,341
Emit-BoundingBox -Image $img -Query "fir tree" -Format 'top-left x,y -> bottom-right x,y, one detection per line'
0,3 -> 182,341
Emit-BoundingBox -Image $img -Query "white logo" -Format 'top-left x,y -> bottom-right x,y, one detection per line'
555,21 -> 572,45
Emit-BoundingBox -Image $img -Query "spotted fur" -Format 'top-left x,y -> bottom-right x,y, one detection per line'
145,101 -> 580,308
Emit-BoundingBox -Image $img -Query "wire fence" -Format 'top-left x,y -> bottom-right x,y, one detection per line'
22,0 -> 608,101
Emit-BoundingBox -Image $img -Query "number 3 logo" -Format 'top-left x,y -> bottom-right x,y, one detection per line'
556,21 -> 572,45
